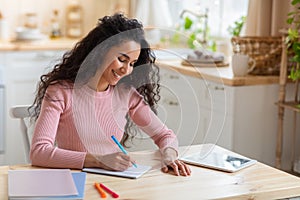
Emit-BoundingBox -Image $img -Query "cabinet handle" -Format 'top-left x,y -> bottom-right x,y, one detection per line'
35,52 -> 62,60
169,75 -> 179,79
168,100 -> 179,106
163,99 -> 179,106
214,86 -> 224,91
36,53 -> 49,58
208,84 -> 224,91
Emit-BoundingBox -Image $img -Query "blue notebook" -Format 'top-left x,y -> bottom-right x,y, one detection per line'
52,172 -> 86,200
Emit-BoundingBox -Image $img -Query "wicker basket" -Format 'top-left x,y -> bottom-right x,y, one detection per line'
231,36 -> 282,75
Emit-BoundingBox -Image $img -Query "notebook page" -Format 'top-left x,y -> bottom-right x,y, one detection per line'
83,164 -> 151,179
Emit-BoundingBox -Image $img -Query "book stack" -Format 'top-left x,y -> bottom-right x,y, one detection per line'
8,169 -> 86,200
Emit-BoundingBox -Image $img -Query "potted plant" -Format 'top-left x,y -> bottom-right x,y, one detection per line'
166,14 -> 216,51
286,0 -> 300,107
227,16 -> 246,37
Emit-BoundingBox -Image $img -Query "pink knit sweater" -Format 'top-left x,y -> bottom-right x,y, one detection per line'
30,82 -> 178,169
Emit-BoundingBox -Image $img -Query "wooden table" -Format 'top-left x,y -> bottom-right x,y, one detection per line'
1,144 -> 300,200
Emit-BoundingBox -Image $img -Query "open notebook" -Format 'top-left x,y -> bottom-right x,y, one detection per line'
83,164 -> 151,179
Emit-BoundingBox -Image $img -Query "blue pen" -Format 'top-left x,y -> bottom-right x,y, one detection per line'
111,135 -> 138,168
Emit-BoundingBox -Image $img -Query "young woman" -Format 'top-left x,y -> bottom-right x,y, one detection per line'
30,13 -> 191,176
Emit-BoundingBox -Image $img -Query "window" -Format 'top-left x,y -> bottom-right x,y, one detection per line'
167,0 -> 249,38
133,0 -> 248,50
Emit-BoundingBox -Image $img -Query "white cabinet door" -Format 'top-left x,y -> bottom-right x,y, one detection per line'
158,68 -> 202,146
3,50 -> 66,165
199,107 -> 233,150
128,67 -> 202,151
0,53 -> 5,153
4,51 -> 64,105
155,68 -> 234,149
0,85 -> 4,153
190,77 -> 234,149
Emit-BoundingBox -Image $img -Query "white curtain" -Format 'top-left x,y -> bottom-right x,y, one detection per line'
245,0 -> 294,36
131,0 -> 172,28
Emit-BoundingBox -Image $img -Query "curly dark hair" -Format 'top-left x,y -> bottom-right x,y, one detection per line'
30,13 -> 161,146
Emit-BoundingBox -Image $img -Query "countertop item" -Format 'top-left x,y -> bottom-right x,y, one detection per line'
15,27 -> 47,41
186,49 -> 225,63
1,144 -> 300,199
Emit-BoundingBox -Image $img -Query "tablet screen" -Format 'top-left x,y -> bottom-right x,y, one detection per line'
180,152 -> 256,172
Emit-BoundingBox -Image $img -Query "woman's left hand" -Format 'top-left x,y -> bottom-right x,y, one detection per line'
161,148 -> 191,176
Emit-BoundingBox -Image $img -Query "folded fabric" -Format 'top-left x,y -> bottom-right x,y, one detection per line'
186,49 -> 225,63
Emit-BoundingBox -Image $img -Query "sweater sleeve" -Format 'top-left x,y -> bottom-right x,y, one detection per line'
30,84 -> 86,169
128,88 -> 179,151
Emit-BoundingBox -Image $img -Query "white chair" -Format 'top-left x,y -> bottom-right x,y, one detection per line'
10,105 -> 35,163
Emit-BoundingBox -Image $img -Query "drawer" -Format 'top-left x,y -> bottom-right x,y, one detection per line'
198,107 -> 233,149
5,51 -> 65,68
160,68 -> 199,99
159,67 -> 234,115
4,51 -> 66,80
189,78 -> 234,114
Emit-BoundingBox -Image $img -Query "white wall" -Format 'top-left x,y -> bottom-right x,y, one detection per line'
0,0 -> 130,39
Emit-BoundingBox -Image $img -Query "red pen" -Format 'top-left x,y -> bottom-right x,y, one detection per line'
100,183 -> 119,198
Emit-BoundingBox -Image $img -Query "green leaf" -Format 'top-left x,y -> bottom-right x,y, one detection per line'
289,63 -> 300,81
288,28 -> 299,41
184,17 -> 193,30
292,42 -> 300,50
210,41 -> 217,52
285,36 -> 291,45
288,11 -> 297,16
292,55 -> 300,63
288,67 -> 297,81
187,33 -> 196,49
292,0 -> 300,5
287,17 -> 294,24
170,32 -> 181,44
227,15 -> 246,36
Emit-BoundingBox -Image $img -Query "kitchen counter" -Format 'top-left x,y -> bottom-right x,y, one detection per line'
0,39 -> 280,86
0,37 -> 78,51
157,59 -> 279,86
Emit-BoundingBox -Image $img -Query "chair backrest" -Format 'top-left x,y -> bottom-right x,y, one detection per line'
10,105 -> 35,163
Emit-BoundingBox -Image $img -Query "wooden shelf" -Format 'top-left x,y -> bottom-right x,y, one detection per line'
276,31 -> 300,170
277,101 -> 300,112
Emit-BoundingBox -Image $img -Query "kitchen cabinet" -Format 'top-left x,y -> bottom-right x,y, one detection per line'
157,67 -> 234,149
0,53 -> 5,154
2,50 -> 66,165
127,67 -> 204,151
128,67 -> 234,152
132,65 -> 299,170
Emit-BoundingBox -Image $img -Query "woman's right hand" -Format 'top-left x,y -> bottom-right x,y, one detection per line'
84,152 -> 134,171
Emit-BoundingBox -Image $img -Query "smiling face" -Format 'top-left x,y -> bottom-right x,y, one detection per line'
95,40 -> 141,91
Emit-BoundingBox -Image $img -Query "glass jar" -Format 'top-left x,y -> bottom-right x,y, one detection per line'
24,13 -> 38,29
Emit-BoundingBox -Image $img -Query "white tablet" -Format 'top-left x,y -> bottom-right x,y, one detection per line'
180,151 -> 257,173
